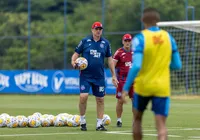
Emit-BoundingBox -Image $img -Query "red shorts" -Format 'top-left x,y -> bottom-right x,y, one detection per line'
116,81 -> 134,99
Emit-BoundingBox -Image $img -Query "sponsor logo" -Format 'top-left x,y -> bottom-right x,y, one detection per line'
52,71 -> 79,93
101,41 -> 105,44
99,86 -> 104,92
117,92 -> 122,97
0,73 -> 9,91
100,43 -> 104,48
81,85 -> 85,90
52,71 -> 65,93
90,49 -> 101,58
14,72 -> 48,92
125,61 -> 132,67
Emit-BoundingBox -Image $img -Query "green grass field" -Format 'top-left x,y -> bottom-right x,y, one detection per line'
0,95 -> 200,140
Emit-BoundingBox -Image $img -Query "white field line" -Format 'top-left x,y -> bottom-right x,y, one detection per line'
105,131 -> 182,138
189,136 -> 200,139
0,132 -> 80,137
105,128 -> 200,138
0,127 -> 200,138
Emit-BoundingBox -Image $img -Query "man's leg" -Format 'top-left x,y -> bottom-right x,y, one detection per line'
116,81 -> 123,127
155,115 -> 167,140
133,108 -> 143,140
96,96 -> 105,129
132,93 -> 150,140
116,99 -> 123,127
152,96 -> 170,140
92,79 -> 107,131
79,93 -> 88,131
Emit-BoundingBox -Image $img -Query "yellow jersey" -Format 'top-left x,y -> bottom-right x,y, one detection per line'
134,29 -> 172,97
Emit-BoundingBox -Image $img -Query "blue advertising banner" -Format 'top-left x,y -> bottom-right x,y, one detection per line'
0,70 -> 116,94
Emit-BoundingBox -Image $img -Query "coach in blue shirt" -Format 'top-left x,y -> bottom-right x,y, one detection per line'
71,21 -> 118,131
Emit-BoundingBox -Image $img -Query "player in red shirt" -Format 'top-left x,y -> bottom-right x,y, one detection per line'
113,34 -> 134,127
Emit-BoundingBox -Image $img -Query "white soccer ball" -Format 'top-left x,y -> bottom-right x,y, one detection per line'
16,115 -> 28,127
58,113 -> 69,117
102,114 -> 111,126
0,115 -> 7,127
73,115 -> 81,126
66,115 -> 80,127
40,114 -> 51,127
75,57 -> 88,70
6,116 -> 18,128
54,115 -> 65,127
48,114 -> 55,126
1,113 -> 10,118
28,115 -> 41,128
32,112 -> 42,118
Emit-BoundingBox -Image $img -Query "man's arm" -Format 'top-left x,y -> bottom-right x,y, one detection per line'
169,34 -> 182,70
108,56 -> 118,87
113,50 -> 119,67
71,52 -> 79,68
123,53 -> 143,92
71,39 -> 84,69
113,59 -> 118,67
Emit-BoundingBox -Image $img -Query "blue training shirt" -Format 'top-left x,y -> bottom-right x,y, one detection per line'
75,35 -> 112,79
123,26 -> 182,92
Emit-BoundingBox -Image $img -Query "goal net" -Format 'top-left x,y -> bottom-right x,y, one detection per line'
157,21 -> 200,95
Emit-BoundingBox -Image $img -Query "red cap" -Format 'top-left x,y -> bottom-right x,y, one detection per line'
92,21 -> 103,29
122,34 -> 132,41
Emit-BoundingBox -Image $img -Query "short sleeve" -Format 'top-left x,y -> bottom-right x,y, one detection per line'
105,43 -> 112,57
75,40 -> 84,54
168,33 -> 178,53
113,50 -> 120,61
132,33 -> 144,54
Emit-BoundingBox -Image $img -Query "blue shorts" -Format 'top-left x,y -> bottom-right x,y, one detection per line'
79,76 -> 105,97
133,93 -> 170,117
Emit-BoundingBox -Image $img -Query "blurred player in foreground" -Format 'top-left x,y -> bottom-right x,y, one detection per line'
122,8 -> 182,140
71,21 -> 118,131
113,34 -> 134,127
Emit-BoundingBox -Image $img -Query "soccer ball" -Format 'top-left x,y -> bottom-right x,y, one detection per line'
54,115 -> 65,127
27,115 -> 41,128
67,115 -> 80,127
6,116 -> 18,128
1,113 -> 10,118
16,115 -> 28,127
0,115 -> 7,127
73,115 -> 81,126
48,114 -> 55,126
102,114 -> 111,126
32,112 -> 42,118
75,57 -> 88,70
40,114 -> 51,127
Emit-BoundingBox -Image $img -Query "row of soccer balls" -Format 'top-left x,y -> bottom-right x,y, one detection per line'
0,112 -> 111,128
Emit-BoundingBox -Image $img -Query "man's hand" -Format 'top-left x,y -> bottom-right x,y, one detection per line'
112,76 -> 119,87
121,90 -> 128,104
72,61 -> 79,69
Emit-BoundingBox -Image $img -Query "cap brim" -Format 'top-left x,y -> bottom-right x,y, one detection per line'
123,39 -> 132,41
93,27 -> 103,29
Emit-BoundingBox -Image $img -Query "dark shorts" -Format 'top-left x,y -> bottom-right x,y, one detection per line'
116,81 -> 134,99
133,93 -> 170,117
79,76 -> 105,97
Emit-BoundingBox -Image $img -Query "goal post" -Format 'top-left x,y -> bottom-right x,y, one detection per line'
157,20 -> 200,95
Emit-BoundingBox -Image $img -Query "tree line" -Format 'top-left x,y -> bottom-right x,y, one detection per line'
0,0 -> 199,69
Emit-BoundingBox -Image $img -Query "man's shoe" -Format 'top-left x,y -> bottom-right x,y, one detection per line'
80,123 -> 87,131
116,121 -> 122,127
96,125 -> 107,131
